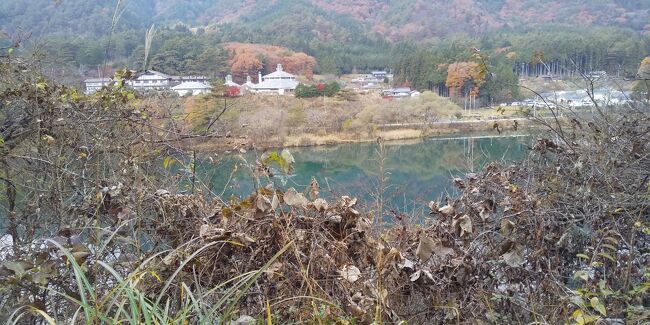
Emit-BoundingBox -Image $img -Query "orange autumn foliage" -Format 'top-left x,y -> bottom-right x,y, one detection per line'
446,62 -> 486,98
223,43 -> 317,81
230,50 -> 263,79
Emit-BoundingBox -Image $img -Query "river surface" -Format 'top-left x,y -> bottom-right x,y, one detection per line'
197,135 -> 530,220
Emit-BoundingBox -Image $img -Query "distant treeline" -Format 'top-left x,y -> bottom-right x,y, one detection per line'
391,27 -> 650,104
22,23 -> 650,105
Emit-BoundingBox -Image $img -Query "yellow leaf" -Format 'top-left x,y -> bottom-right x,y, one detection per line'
601,244 -> 617,251
597,252 -> 616,263
150,271 -> 162,282
572,309 -> 583,318
576,253 -> 590,260
42,135 -> 56,145
589,297 -> 607,316
163,156 -> 175,169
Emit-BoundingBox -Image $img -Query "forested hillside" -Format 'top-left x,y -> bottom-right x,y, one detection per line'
2,0 -> 649,39
2,0 -> 649,99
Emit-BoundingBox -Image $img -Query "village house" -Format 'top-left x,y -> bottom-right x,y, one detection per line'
381,87 -> 420,98
171,81 -> 212,96
251,64 -> 298,95
83,70 -> 211,95
372,70 -> 388,79
127,70 -> 209,91
83,77 -> 112,94
347,74 -> 383,93
127,70 -> 173,90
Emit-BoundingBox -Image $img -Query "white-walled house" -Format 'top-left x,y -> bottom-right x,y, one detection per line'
381,87 -> 417,98
84,77 -> 112,94
126,70 -> 172,90
252,64 -> 299,95
124,70 -> 210,92
83,70 -> 212,96
171,82 -> 212,96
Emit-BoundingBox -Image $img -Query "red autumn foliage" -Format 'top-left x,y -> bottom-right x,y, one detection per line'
225,86 -> 241,97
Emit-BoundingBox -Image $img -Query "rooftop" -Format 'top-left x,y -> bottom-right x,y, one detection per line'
253,78 -> 298,90
84,78 -> 112,83
262,64 -> 296,80
137,70 -> 172,79
171,82 -> 212,90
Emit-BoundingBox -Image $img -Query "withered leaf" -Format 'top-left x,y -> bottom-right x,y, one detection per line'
501,247 -> 525,267
416,235 -> 436,261
500,219 -> 515,236
265,262 -> 283,281
340,265 -> 361,283
311,198 -> 329,212
438,204 -> 455,216
255,194 -> 271,212
454,215 -> 473,237
284,187 -> 309,208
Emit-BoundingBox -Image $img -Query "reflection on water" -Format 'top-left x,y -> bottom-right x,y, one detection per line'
197,135 -> 529,220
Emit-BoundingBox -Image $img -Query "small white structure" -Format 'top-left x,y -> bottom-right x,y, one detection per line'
240,75 -> 256,94
171,82 -> 212,96
84,77 -> 112,94
372,70 -> 388,79
381,87 -> 417,98
252,64 -> 299,95
225,74 -> 241,88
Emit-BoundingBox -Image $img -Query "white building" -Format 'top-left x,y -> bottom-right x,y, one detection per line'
83,70 -> 212,96
381,87 -> 418,98
171,82 -> 212,96
127,70 -> 172,91
84,77 -> 112,94
241,75 -> 256,94
252,64 -> 299,95
125,70 -> 210,92
372,70 -> 388,79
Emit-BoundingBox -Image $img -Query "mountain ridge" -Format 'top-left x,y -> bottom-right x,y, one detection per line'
1,0 -> 648,41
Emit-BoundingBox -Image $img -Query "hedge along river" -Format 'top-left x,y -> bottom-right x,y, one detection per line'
193,134 -> 530,221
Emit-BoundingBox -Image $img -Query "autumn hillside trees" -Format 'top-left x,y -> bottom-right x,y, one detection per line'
230,50 -> 264,81
445,61 -> 486,99
223,43 -> 317,82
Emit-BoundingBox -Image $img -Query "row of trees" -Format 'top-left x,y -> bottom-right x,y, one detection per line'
392,26 -> 650,104
24,20 -> 650,100
294,82 -> 340,98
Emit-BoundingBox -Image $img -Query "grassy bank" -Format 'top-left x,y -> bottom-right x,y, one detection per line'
178,91 -> 531,152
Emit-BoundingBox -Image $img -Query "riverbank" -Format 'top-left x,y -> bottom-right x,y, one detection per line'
190,117 -> 541,152
177,90 -> 537,152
